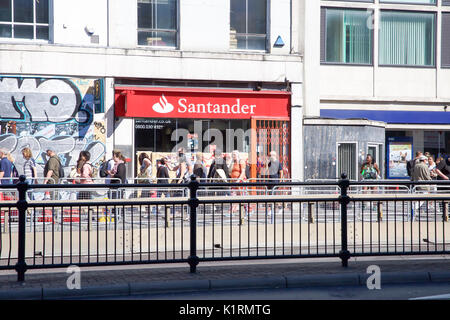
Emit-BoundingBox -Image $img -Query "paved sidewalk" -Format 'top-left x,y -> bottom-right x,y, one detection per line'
0,255 -> 449,299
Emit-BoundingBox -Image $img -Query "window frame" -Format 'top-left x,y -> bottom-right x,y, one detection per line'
367,143 -> 383,178
441,11 -> 450,68
0,0 -> 50,42
378,9 -> 437,68
321,7 -> 375,67
229,0 -> 270,53
378,0 -> 437,6
136,0 -> 179,49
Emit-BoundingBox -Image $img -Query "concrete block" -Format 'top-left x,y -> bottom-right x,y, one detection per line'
129,279 -> 210,295
210,276 -> 286,290
286,274 -> 360,288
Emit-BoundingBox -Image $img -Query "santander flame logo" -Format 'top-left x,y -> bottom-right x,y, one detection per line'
152,94 -> 174,114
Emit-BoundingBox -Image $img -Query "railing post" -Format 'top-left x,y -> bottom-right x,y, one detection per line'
338,173 -> 351,268
15,175 -> 29,282
443,201 -> 448,222
377,201 -> 383,222
187,175 -> 200,273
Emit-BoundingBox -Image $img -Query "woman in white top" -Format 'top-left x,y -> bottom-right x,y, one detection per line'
138,152 -> 152,182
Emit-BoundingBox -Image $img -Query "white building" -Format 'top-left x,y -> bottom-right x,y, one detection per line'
303,0 -> 450,181
0,0 -> 308,181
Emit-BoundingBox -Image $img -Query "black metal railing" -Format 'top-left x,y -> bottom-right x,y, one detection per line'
0,174 -> 449,281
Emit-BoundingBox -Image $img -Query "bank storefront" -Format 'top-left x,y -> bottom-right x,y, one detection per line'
114,86 -> 291,180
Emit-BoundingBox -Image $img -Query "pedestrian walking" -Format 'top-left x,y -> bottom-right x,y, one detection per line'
43,149 -> 62,185
137,152 -> 152,184
102,151 -> 116,184
407,151 -> 423,179
157,157 -> 170,197
207,149 -> 230,197
0,148 -> 15,185
229,150 -> 246,214
263,151 -> 284,217
108,150 -> 127,184
360,154 -> 380,210
193,152 -> 207,181
75,151 -> 94,200
136,152 -> 153,202
412,155 -> 432,212
171,148 -> 192,184
229,150 -> 246,183
428,155 -> 437,179
435,157 -> 450,180
22,148 -> 37,184
43,149 -> 62,200
265,151 -> 283,190
208,149 -> 229,182
361,154 -> 380,181
412,155 -> 432,185
106,151 -> 127,221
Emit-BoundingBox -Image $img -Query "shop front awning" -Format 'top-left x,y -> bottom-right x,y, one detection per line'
115,87 -> 291,120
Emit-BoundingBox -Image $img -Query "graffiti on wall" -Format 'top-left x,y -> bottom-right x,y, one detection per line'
0,77 -> 106,178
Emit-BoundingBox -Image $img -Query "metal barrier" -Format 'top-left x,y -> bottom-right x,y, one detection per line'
1,175 -> 449,282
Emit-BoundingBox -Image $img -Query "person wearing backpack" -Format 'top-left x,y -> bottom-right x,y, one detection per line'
0,148 -> 14,185
75,151 -> 94,200
100,150 -> 116,184
207,149 -> 230,197
43,148 -> 62,184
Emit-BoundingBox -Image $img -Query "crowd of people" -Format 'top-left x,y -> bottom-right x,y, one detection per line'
407,151 -> 450,183
140,148 -> 284,186
0,147 -> 285,200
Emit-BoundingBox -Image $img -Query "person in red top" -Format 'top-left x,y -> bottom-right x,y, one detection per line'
229,150 -> 246,182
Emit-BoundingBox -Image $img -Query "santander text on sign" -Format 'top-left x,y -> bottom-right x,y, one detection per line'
115,88 -> 290,119
178,98 -> 256,115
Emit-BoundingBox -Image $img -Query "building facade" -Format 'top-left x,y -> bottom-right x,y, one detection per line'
303,0 -> 450,180
0,0 -> 306,181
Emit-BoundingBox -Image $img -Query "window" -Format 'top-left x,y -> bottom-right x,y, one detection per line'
137,0 -> 177,47
230,0 -> 267,51
442,13 -> 450,67
379,11 -> 435,67
337,142 -> 357,180
0,0 -> 49,40
379,0 -> 435,4
321,8 -> 373,65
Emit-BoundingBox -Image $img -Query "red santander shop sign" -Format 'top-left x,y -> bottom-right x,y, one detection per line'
115,87 -> 290,119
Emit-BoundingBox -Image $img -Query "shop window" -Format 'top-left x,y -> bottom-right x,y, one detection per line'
134,119 -> 251,154
0,0 -> 49,40
137,0 -> 177,47
230,0 -> 267,51
321,8 -> 373,65
337,142 -> 357,180
379,11 -> 435,67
